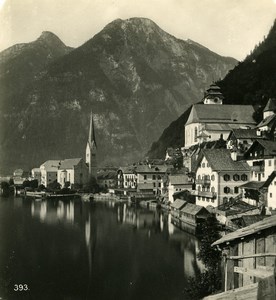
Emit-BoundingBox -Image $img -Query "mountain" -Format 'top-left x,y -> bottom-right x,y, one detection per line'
0,18 -> 237,174
147,19 -> 276,159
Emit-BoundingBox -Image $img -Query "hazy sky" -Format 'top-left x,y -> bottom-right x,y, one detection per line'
0,0 -> 276,60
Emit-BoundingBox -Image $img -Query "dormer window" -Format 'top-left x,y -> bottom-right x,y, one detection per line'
223,174 -> 230,181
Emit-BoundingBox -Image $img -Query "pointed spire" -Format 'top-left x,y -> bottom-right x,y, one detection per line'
88,110 -> 97,148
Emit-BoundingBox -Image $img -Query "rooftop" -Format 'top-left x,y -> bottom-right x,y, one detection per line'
201,149 -> 250,172
59,158 -> 83,170
136,164 -> 172,174
40,160 -> 62,171
263,98 -> 276,112
212,215 -> 276,246
256,114 -> 276,128
169,174 -> 192,185
229,128 -> 263,139
171,199 -> 187,210
186,104 -> 256,126
180,202 -> 208,216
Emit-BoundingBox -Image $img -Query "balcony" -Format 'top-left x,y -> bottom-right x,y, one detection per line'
251,164 -> 264,172
194,191 -> 216,198
195,178 -> 211,185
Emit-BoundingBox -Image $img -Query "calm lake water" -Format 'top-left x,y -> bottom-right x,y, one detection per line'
0,196 -> 204,300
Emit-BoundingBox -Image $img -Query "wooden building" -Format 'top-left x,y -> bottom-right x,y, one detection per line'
207,215 -> 276,299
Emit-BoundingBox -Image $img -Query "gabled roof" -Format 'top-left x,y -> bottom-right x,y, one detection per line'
212,215 -> 276,246
180,203 -> 209,216
136,164 -> 172,174
256,114 -> 276,128
244,139 -> 276,158
169,174 -> 192,185
263,98 -> 276,112
118,166 -> 136,174
186,104 -> 256,126
59,158 -> 83,170
40,160 -> 61,171
171,199 -> 187,209
201,149 -> 250,172
239,181 -> 266,190
229,128 -> 262,139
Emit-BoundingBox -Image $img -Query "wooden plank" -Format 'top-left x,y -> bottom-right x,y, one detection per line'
229,252 -> 276,260
238,242 -> 243,287
256,237 -> 265,266
203,283 -> 258,300
234,266 -> 274,278
257,275 -> 276,300
265,233 -> 276,267
243,239 -> 255,286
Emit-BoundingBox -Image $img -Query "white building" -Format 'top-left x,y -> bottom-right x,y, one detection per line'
184,84 -> 256,148
57,158 -> 89,188
40,160 -> 61,187
117,167 -> 137,190
167,174 -> 193,203
195,149 -> 250,208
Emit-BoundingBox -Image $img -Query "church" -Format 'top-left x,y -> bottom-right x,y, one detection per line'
57,111 -> 97,188
184,84 -> 257,148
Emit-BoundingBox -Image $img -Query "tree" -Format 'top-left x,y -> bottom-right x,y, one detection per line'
0,181 -> 10,197
48,180 -> 61,190
186,215 -> 222,299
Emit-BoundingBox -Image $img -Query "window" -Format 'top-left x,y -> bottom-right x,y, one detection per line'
207,163 -> 209,167
211,187 -> 215,193
233,174 -> 240,181
224,186 -> 230,194
202,163 -> 205,168
211,175 -> 215,181
270,193 -> 273,198
241,174 -> 248,181
153,175 -> 156,180
224,174 -> 230,181
194,127 -> 198,142
234,186 -> 239,194
223,197 -> 228,204
198,197 -> 201,201
269,160 -> 272,167
157,175 -> 161,180
144,175 -> 147,180
206,186 -> 210,192
153,183 -> 156,187
198,175 -> 201,180
198,186 -> 201,191
158,183 -> 161,187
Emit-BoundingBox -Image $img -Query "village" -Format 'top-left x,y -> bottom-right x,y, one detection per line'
2,83 -> 276,299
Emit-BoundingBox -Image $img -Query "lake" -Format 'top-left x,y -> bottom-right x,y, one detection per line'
0,197 -> 204,300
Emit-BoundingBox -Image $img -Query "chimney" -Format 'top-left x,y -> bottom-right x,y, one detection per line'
231,151 -> 237,161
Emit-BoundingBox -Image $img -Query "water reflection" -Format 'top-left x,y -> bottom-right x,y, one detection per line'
31,199 -> 77,224
0,197 -> 204,300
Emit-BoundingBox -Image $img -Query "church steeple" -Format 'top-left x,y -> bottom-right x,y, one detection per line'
88,110 -> 97,148
86,111 -> 97,178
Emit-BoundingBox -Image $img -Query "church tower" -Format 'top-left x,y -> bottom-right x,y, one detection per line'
203,83 -> 224,104
86,111 -> 97,179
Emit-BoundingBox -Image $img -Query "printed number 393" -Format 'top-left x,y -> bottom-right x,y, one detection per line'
14,284 -> 29,291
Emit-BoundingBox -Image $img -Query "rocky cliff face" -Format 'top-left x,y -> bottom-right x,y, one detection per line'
0,18 -> 237,174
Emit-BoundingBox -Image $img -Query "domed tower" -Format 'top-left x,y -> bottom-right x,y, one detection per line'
203,83 -> 224,104
86,111 -> 97,179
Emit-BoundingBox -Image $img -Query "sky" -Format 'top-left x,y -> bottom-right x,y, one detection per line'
0,0 -> 276,60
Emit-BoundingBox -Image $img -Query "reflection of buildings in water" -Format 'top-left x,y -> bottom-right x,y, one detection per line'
168,213 -> 175,235
182,234 -> 205,278
31,200 -> 78,224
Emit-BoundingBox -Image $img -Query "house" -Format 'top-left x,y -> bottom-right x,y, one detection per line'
13,169 -> 30,185
40,160 -> 61,187
227,128 -> 264,157
195,149 -> 250,208
57,158 -> 88,188
136,164 -> 172,195
239,171 -> 276,210
170,199 -> 186,218
184,84 -> 256,148
179,203 -> 210,228
244,139 -> 276,181
211,215 -> 276,299
31,168 -> 41,184
167,174 -> 193,203
117,166 -> 137,190
97,170 -> 117,189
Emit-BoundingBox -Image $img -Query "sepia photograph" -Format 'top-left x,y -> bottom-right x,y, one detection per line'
0,0 -> 276,299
